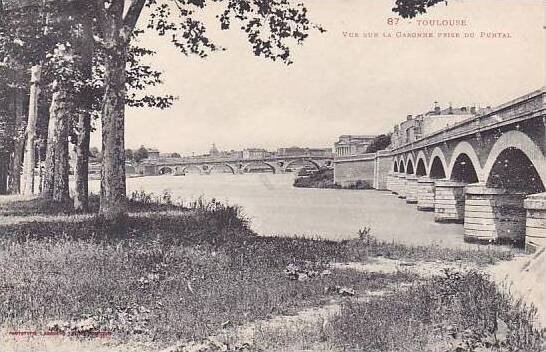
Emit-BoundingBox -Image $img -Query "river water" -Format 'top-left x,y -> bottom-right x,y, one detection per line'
91,173 -> 477,248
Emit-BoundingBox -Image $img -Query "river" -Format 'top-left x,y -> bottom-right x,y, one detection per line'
91,173 -> 475,248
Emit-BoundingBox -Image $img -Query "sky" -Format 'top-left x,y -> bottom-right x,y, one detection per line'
91,0 -> 545,155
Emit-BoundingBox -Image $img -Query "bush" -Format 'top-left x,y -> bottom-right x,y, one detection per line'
293,168 -> 372,190
293,168 -> 340,189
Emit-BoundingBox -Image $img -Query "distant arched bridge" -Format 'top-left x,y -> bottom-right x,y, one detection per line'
138,155 -> 334,176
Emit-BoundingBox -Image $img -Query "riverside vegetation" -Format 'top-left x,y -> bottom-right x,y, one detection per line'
0,192 -> 544,351
293,168 -> 371,190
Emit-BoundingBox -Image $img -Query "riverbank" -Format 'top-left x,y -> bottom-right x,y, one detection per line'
0,195 -> 544,351
293,168 -> 371,190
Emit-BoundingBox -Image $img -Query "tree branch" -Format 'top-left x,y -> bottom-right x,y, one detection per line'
93,0 -> 109,36
123,0 -> 146,39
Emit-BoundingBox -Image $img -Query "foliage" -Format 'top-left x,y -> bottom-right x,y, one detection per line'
145,0 -> 325,64
293,168 -> 372,190
293,168 -> 340,189
133,145 -> 150,162
392,0 -> 448,18
125,148 -> 134,161
366,133 -> 392,153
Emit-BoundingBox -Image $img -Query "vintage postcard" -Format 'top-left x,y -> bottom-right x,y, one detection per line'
0,0 -> 545,351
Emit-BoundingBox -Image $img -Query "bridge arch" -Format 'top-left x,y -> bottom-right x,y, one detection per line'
428,147 -> 448,179
399,159 -> 406,173
391,156 -> 398,172
209,163 -> 236,174
181,165 -> 202,175
415,151 -> 427,176
483,130 -> 546,193
242,161 -> 276,174
159,166 -> 174,175
284,159 -> 320,172
448,141 -> 483,183
405,154 -> 415,174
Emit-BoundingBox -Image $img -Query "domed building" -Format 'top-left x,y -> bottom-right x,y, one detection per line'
209,143 -> 220,157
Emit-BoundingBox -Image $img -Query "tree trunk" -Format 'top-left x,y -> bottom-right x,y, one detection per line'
74,111 -> 91,211
8,89 -> 26,194
51,88 -> 70,204
42,100 -> 57,199
43,86 -> 71,204
97,0 -> 146,221
21,65 -> 41,196
73,17 -> 94,212
0,153 -> 8,195
100,44 -> 128,220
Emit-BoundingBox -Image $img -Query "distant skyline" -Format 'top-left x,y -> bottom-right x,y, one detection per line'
90,0 -> 544,155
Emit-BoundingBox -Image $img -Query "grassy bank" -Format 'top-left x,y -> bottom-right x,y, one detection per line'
293,168 -> 371,190
253,270 -> 544,351
0,194 -> 542,350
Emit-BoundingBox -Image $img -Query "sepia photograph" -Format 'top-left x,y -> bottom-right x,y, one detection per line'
0,0 -> 545,351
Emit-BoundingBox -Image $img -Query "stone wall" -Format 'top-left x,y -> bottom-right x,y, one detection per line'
334,152 -> 392,188
373,151 -> 392,190
334,154 -> 376,187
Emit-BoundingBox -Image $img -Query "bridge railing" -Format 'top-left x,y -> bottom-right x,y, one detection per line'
391,88 -> 545,153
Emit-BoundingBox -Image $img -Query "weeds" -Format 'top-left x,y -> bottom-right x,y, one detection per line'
343,230 -> 514,265
325,270 -> 545,351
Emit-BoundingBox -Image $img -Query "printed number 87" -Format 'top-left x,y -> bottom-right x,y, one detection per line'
387,18 -> 400,25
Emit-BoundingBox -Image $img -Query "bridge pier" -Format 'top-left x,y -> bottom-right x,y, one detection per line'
386,172 -> 394,193
417,177 -> 435,211
434,180 -> 466,223
524,192 -> 546,252
397,174 -> 407,199
405,175 -> 418,204
464,184 -> 527,244
391,173 -> 400,195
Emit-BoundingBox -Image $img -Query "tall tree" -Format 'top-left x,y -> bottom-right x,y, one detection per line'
9,85 -> 27,194
20,65 -> 41,195
1,0 -> 57,196
72,10 -> 95,211
366,134 -> 392,154
88,0 -> 323,221
133,145 -> 149,163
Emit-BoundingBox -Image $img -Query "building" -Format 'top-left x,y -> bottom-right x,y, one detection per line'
242,148 -> 269,160
147,148 -> 160,160
390,103 -> 484,148
209,143 -> 220,157
225,150 -> 243,159
277,147 -> 306,157
334,135 -> 376,157
307,148 -> 334,157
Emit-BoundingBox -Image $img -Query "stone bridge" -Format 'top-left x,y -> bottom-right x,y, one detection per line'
138,155 -> 334,176
334,88 -> 546,251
